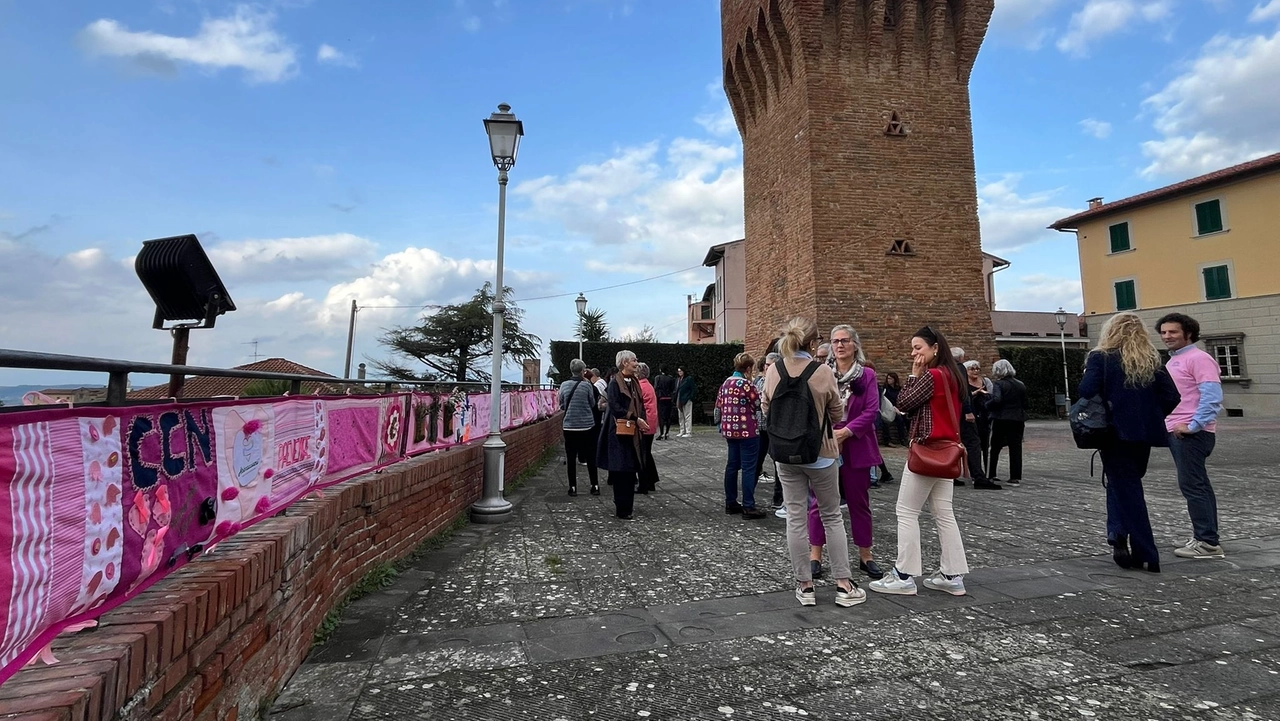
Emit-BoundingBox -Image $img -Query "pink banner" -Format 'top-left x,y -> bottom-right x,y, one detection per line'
0,388 -> 553,686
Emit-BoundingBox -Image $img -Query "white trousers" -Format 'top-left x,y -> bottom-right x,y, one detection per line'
893,462 -> 970,578
679,402 -> 693,436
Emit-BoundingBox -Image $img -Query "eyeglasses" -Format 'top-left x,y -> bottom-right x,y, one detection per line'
830,338 -> 854,345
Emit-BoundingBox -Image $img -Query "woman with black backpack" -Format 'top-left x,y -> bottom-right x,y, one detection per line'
559,359 -> 600,497
1078,312 -> 1180,573
762,317 -> 865,609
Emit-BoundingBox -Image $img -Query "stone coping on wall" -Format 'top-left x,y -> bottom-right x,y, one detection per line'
0,415 -> 563,721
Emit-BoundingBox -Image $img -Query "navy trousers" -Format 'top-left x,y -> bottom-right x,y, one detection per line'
1101,442 -> 1159,564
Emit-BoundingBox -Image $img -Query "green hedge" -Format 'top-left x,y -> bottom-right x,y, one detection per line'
549,340 -> 744,424
997,345 -> 1090,418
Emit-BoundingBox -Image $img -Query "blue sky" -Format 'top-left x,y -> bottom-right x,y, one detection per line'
2,0 -> 1279,387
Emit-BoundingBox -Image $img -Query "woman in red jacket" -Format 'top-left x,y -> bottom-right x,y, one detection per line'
870,326 -> 972,597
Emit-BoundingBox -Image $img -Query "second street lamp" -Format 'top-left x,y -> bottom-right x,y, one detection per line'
1055,307 -> 1072,409
575,293 -> 588,362
472,103 -> 524,525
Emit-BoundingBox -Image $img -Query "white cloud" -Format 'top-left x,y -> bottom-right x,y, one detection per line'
206,233 -> 378,283
989,0 -> 1066,49
316,43 -> 358,68
977,176 -> 1080,253
514,136 -> 744,270
79,5 -> 297,83
993,274 -> 1084,312
695,104 -> 737,136
1140,28 -> 1280,177
1252,1 -> 1280,23
1057,0 -> 1173,56
1079,118 -> 1113,139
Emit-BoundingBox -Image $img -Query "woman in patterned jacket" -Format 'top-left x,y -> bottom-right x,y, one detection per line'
715,353 -> 766,519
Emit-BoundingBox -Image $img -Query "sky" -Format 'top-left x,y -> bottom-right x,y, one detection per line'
2,0 -> 1279,388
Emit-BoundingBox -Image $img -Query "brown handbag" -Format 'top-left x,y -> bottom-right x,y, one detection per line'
615,419 -> 637,436
907,370 -> 968,478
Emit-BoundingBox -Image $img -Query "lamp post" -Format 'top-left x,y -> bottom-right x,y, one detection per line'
1055,307 -> 1071,407
471,103 -> 524,525
575,293 -> 588,362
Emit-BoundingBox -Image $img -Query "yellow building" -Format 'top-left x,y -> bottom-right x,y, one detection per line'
1051,152 -> 1280,415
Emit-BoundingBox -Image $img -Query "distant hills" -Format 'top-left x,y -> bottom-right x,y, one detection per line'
0,384 -> 101,407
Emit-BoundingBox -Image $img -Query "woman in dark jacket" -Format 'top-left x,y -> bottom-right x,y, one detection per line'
597,350 -> 649,520
986,359 -> 1029,485
1079,312 -> 1181,573
883,372 -> 909,447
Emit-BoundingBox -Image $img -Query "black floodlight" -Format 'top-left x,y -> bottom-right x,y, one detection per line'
135,234 -> 236,330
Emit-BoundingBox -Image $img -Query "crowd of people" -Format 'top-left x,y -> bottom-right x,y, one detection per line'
557,310 -> 1225,606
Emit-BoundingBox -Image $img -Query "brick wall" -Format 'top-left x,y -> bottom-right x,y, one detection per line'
722,0 -> 1000,368
0,416 -> 563,721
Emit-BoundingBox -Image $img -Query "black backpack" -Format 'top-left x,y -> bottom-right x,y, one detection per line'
1069,395 -> 1112,449
768,360 -> 829,465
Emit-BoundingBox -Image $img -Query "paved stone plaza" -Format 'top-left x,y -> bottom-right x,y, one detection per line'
272,419 -> 1280,721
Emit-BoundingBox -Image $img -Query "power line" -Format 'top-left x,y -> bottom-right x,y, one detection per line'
351,264 -> 705,311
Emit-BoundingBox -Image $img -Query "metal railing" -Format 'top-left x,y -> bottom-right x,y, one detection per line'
0,349 -> 550,408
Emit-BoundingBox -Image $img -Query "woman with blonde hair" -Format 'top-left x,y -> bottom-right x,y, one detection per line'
763,318 -> 864,608
1078,312 -> 1180,572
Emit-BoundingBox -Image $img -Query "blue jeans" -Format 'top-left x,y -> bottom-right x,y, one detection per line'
724,436 -> 761,509
1169,431 -> 1219,545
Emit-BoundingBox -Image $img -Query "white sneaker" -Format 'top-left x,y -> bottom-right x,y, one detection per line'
774,506 -> 788,519
1173,540 -> 1225,559
921,571 -> 967,596
869,570 -> 917,595
795,585 -> 816,606
835,583 -> 867,607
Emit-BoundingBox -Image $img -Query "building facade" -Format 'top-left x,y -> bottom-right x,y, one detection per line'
1052,152 -> 1280,416
721,0 -> 998,366
702,239 -> 747,343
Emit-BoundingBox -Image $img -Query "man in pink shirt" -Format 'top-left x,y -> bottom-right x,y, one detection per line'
1158,313 -> 1225,559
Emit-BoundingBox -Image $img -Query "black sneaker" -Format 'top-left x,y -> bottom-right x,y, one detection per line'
725,503 -> 744,515
742,508 -> 767,519
953,479 -> 966,486
1007,478 -> 1021,486
973,480 -> 1004,490
590,485 -> 600,496
568,486 -> 578,497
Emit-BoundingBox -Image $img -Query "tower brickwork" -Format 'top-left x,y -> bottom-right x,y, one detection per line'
722,0 -> 997,368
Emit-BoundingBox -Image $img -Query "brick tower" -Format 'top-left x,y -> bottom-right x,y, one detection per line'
722,0 -> 997,367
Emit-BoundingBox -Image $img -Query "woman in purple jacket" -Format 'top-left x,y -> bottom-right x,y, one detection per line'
809,324 -> 886,580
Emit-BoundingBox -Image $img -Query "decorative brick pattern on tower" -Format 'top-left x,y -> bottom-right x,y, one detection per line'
722,0 -> 998,367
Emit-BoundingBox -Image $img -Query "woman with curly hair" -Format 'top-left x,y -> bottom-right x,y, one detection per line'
1079,312 -> 1181,572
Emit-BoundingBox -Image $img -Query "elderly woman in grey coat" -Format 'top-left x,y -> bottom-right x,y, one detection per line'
987,359 -> 1029,486
596,350 -> 649,520
559,359 -> 600,497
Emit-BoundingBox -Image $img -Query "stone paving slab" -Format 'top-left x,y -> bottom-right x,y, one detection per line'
273,419 -> 1280,720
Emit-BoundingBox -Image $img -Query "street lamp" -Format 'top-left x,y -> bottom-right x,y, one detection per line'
575,293 -> 588,362
472,103 -> 524,525
1055,307 -> 1071,408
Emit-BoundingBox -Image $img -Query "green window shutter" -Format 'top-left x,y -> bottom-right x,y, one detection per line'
1109,223 -> 1131,253
1115,280 -> 1137,311
1203,265 -> 1231,300
1195,200 -> 1224,235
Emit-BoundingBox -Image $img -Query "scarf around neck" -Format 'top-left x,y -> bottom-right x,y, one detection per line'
829,359 -> 865,405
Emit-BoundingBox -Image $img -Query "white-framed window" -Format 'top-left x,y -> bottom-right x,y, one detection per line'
1193,197 -> 1228,237
1113,277 -> 1139,311
1107,221 -> 1133,254
1199,261 -> 1235,302
1203,333 -> 1247,380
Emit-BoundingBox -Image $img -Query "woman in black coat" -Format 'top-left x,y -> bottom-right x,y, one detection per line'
1079,313 -> 1181,573
597,350 -> 649,520
987,359 -> 1029,485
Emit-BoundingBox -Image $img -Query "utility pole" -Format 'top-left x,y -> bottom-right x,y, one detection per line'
344,299 -> 358,379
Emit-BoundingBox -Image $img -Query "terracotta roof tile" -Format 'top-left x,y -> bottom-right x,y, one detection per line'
1050,151 -> 1280,230
127,358 -> 379,401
